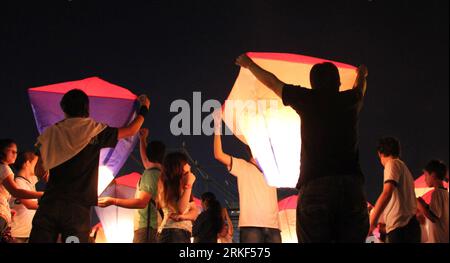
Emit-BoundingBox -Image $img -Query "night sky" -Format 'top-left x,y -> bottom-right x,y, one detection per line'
1,0 -> 448,206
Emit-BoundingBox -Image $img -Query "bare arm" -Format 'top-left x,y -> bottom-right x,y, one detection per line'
222,208 -> 233,236
353,65 -> 368,96
369,182 -> 395,233
235,54 -> 285,98
98,191 -> 151,209
118,116 -> 145,140
35,159 -> 49,183
177,172 -> 196,213
139,128 -> 152,169
18,199 -> 39,210
214,134 -> 232,169
118,95 -> 150,140
175,203 -> 199,221
2,175 -> 43,199
177,190 -> 193,214
213,110 -> 232,169
417,197 -> 438,223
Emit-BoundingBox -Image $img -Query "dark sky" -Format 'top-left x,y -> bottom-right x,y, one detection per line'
1,0 -> 448,206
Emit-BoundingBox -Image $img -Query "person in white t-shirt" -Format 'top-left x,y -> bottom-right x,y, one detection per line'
369,137 -> 420,243
0,139 -> 43,242
417,160 -> 449,243
213,110 -> 281,243
10,152 -> 48,243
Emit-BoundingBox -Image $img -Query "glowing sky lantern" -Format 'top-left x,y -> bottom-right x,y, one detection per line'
95,172 -> 140,243
28,77 -> 139,195
277,195 -> 298,243
224,52 -> 358,188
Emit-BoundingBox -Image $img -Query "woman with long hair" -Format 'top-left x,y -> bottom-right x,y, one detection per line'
157,152 -> 198,243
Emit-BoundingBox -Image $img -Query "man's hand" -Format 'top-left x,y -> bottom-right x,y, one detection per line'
41,171 -> 50,182
368,210 -> 377,236
98,197 -> 116,208
353,64 -> 368,96
235,54 -> 254,68
169,213 -> 185,222
367,202 -> 374,213
118,95 -> 149,140
368,224 -> 376,237
235,53 -> 284,98
357,65 -> 368,78
139,128 -> 149,140
138,94 -> 150,109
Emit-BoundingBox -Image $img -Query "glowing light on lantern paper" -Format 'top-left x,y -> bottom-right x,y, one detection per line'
95,172 -> 140,243
414,174 -> 449,204
412,175 -> 449,243
277,195 -> 298,243
98,166 -> 115,195
28,77 -> 139,195
224,53 -> 357,188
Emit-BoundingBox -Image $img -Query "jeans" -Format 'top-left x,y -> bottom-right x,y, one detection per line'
29,200 -> 91,243
0,217 -> 7,235
193,236 -> 218,243
297,175 -> 369,243
240,227 -> 282,243
157,228 -> 191,243
133,227 -> 157,243
12,237 -> 29,243
386,216 -> 421,243
0,216 -> 10,243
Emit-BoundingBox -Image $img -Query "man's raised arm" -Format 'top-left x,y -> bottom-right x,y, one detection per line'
235,53 -> 285,98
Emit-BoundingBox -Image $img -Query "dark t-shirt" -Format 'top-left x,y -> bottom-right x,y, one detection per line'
282,85 -> 364,189
40,127 -> 118,207
192,209 -> 221,243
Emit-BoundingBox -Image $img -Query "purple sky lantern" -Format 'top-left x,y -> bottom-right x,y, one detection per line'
28,77 -> 139,195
